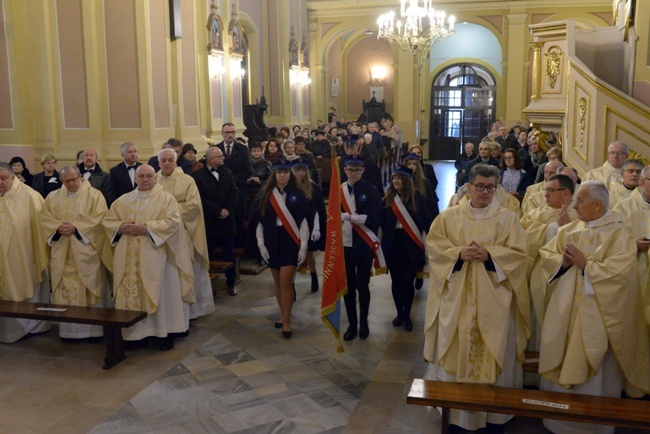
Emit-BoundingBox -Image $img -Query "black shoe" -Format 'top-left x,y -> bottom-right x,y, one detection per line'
343,326 -> 358,341
404,319 -> 413,332
415,278 -> 423,290
392,316 -> 404,327
227,287 -> 237,296
359,323 -> 369,339
310,272 -> 319,292
169,331 -> 189,339
282,330 -> 292,339
274,320 -> 283,329
149,337 -> 175,351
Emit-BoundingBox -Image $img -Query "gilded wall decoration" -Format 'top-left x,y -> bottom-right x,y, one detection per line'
545,46 -> 563,89
579,97 -> 587,148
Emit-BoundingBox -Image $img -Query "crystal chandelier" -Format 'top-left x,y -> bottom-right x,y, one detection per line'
377,0 -> 455,53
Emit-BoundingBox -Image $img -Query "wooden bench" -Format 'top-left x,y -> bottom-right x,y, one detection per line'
407,378 -> 650,434
208,260 -> 233,280
0,300 -> 146,370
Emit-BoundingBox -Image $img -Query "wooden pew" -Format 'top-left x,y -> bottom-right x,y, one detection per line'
208,260 -> 234,280
407,378 -> 650,434
0,300 -> 146,369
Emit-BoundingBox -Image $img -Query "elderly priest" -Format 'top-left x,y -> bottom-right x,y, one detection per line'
40,166 -> 113,339
0,162 -> 51,342
539,181 -> 650,434
104,164 -> 194,350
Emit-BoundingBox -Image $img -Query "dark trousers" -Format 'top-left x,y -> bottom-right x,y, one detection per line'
388,231 -> 417,319
343,247 -> 373,329
208,235 -> 236,288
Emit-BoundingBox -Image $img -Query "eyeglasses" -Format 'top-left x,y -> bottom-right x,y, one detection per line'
503,156 -> 515,160
470,183 -> 497,192
544,187 -> 567,194
624,169 -> 642,174
608,151 -> 627,156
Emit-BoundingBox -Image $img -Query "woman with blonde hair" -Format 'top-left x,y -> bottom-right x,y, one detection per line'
292,158 -> 326,292
248,159 -> 309,338
32,154 -> 61,198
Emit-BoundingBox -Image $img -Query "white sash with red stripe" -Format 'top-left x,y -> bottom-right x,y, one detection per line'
390,195 -> 424,250
341,183 -> 387,274
270,188 -> 300,246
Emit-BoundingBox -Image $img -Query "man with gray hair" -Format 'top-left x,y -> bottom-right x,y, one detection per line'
40,165 -> 113,339
0,162 -> 51,342
583,141 -> 628,188
425,163 -> 530,431
539,180 -> 650,433
157,149 -> 214,318
613,165 -> 650,328
608,158 -> 643,209
110,141 -> 142,200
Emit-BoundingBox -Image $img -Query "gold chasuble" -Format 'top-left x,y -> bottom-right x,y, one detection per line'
583,161 -> 623,189
520,205 -> 577,325
494,185 -> 521,218
156,168 -> 209,270
521,181 -> 544,214
0,181 -> 49,301
40,181 -> 112,306
539,213 -> 650,395
104,184 -> 194,314
613,189 -> 650,326
425,197 -> 530,384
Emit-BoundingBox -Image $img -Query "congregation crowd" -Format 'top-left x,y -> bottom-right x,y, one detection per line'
1,115 -> 650,433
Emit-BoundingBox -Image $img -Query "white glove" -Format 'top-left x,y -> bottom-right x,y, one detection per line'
258,245 -> 270,263
297,249 -> 307,265
341,212 -> 351,222
350,214 -> 363,225
311,229 -> 321,242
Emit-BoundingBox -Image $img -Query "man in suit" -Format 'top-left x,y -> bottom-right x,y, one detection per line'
109,141 -> 142,200
77,149 -> 115,206
495,125 -> 519,150
464,141 -> 500,183
192,146 -> 239,296
215,123 -> 253,243
147,138 -> 193,175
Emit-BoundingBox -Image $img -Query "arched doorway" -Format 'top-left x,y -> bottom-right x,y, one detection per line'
428,64 -> 496,160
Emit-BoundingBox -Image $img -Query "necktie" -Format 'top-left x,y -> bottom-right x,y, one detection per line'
348,185 -> 354,195
226,145 -> 231,159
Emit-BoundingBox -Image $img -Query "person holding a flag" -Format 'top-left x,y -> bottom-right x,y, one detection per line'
249,158 -> 309,339
381,164 -> 432,332
340,155 -> 383,341
292,158 -> 326,292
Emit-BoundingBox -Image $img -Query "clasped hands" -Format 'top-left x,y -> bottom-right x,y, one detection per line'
57,222 -> 77,237
460,240 -> 489,262
119,222 -> 148,236
562,243 -> 586,270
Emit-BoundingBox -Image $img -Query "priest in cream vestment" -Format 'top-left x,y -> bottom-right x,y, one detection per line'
104,165 -> 194,349
448,180 -> 521,217
520,174 -> 577,354
607,159 -> 642,209
156,149 -> 214,319
40,166 -> 114,338
424,164 -> 530,431
521,160 -> 565,215
0,162 -> 51,343
582,141 -> 627,189
539,181 -> 650,434
613,167 -> 650,327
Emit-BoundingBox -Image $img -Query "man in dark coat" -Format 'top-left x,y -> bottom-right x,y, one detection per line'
109,141 -> 142,200
192,146 -> 239,296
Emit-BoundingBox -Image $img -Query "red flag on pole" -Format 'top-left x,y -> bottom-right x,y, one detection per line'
321,155 -> 347,353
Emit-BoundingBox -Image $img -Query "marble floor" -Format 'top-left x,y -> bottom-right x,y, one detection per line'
1,162 -> 646,433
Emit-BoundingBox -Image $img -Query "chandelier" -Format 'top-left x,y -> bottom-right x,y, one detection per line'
377,0 -> 455,53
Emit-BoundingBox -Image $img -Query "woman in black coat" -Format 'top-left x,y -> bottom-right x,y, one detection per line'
381,165 -> 432,332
